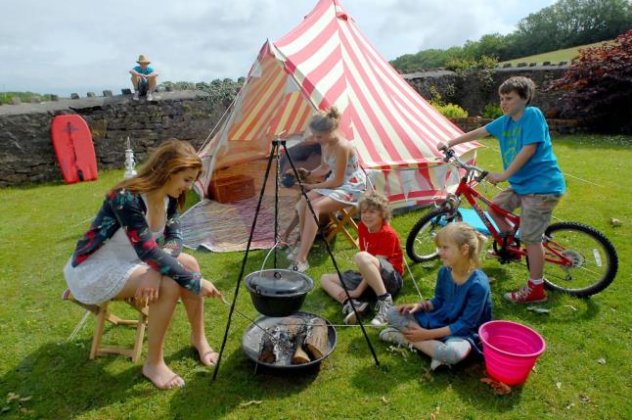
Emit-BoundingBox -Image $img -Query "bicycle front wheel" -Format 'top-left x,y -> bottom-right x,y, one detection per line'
406,208 -> 461,262
542,222 -> 618,297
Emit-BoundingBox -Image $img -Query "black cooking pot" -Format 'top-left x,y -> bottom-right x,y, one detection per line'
245,269 -> 314,317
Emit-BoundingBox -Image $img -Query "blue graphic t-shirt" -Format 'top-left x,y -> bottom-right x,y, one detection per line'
485,106 -> 565,195
133,65 -> 155,75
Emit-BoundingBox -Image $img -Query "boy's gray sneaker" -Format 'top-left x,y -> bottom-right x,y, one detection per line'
370,295 -> 394,327
343,299 -> 369,325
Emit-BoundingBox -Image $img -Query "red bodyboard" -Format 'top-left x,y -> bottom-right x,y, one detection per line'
51,114 -> 98,184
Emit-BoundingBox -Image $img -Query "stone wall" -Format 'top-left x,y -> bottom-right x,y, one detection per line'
405,65 -> 571,119
0,67 -> 586,187
450,116 -> 585,135
0,91 -> 226,186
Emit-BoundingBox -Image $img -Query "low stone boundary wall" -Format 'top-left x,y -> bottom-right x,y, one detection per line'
0,91 -> 226,186
0,66 -> 591,187
450,117 -> 584,135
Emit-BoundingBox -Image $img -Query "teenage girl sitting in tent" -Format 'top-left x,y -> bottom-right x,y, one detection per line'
287,107 -> 367,272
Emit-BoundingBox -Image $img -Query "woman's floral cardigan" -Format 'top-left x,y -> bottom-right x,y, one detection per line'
70,188 -> 201,294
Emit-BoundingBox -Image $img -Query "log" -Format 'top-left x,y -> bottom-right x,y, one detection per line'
258,330 -> 276,364
286,318 -> 310,364
258,330 -> 276,363
304,317 -> 329,360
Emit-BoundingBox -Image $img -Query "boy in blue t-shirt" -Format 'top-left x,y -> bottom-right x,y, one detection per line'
440,76 -> 565,303
130,54 -> 159,101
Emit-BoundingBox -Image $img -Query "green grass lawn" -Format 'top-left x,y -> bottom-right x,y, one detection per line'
499,40 -> 612,66
1,135 -> 631,419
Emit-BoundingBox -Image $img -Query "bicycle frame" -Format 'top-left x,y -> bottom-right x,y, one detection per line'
453,178 -> 525,257
442,152 -> 574,267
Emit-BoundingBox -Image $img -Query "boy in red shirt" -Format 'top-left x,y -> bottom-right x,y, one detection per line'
321,192 -> 403,326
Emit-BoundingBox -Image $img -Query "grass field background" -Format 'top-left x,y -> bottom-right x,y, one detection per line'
499,40 -> 612,66
0,134 -> 630,419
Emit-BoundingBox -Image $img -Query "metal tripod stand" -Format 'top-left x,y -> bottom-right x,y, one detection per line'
212,138 -> 379,382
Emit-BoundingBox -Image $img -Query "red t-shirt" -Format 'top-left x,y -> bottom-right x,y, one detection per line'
358,222 -> 403,275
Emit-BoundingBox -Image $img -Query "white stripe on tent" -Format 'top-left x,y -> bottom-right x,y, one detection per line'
276,3 -> 333,56
338,24 -> 421,164
349,21 -> 464,143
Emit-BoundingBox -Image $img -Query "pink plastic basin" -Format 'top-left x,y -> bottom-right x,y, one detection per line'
479,320 -> 546,386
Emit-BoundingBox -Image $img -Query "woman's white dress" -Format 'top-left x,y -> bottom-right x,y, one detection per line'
313,150 -> 366,205
64,196 -> 166,305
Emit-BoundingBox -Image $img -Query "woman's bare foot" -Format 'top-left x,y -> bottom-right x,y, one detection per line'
191,337 -> 218,366
142,362 -> 184,390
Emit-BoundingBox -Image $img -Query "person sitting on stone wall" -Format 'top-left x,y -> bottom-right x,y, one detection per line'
130,54 -> 159,101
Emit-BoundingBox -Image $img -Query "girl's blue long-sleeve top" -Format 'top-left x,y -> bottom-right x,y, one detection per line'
414,267 -> 492,351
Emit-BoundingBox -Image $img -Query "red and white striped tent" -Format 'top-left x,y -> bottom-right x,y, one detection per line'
195,0 -> 478,206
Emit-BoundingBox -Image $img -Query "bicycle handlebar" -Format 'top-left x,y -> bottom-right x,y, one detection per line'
441,148 -> 488,182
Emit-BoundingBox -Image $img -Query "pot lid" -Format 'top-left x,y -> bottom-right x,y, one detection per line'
245,269 -> 313,296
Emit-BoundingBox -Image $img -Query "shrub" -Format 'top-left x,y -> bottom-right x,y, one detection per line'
548,29 -> 632,133
482,103 -> 503,119
0,92 -> 53,104
432,103 -> 469,119
428,87 -> 468,118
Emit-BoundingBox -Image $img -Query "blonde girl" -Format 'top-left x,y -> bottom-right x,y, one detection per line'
379,222 -> 492,370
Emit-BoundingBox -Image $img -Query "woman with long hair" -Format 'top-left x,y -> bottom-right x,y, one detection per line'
64,139 -> 222,389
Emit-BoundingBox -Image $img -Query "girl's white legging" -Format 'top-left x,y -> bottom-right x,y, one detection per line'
386,307 -> 471,365
433,338 -> 471,364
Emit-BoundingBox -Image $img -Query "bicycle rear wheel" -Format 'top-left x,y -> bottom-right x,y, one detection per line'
406,208 -> 461,262
542,222 -> 618,297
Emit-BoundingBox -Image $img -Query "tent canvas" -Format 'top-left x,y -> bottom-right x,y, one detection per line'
185,0 -> 479,251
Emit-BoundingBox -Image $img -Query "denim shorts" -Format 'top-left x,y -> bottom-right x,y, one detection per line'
340,258 -> 403,299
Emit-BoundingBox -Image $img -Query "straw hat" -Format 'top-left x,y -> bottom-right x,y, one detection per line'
136,54 -> 151,64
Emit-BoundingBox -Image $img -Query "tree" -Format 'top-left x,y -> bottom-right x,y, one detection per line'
389,0 -> 632,72
474,34 -> 510,60
549,29 -> 632,133
510,0 -> 632,59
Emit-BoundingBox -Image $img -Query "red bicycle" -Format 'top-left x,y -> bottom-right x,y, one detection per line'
406,148 -> 618,297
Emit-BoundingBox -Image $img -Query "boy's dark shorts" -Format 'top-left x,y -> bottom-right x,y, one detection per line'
340,258 -> 403,300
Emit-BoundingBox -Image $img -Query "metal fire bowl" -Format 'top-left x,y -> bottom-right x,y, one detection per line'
241,311 -> 337,370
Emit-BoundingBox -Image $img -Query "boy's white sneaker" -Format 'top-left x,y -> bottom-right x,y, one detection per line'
343,300 -> 369,325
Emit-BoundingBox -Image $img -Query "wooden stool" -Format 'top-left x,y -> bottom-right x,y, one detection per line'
325,206 -> 359,249
62,289 -> 149,363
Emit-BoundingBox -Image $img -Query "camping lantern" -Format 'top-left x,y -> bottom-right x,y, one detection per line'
124,137 -> 137,179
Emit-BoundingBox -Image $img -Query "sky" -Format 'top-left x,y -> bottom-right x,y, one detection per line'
0,0 -> 557,96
